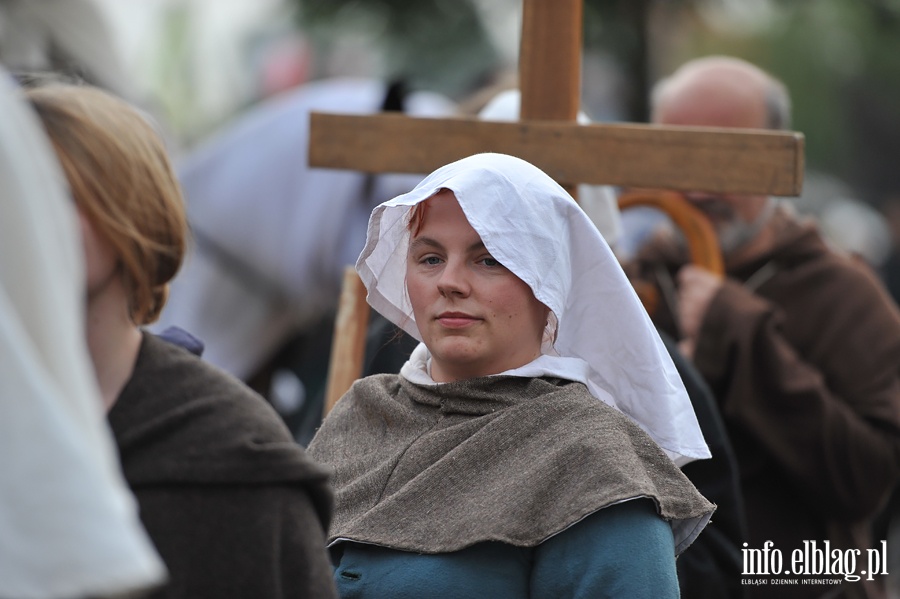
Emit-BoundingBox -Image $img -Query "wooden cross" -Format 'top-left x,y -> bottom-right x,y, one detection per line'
310,0 -> 805,412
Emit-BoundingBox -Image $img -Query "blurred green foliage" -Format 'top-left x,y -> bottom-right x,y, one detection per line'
291,0 -> 499,98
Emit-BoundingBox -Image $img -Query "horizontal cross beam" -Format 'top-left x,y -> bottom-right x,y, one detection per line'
309,112 -> 805,196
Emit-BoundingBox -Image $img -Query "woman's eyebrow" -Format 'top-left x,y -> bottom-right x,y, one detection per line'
409,237 -> 487,253
409,237 -> 443,252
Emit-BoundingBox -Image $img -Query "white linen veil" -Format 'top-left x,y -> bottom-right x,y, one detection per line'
477,89 -> 623,246
356,152 -> 710,466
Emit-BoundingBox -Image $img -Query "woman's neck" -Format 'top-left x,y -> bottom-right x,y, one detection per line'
85,279 -> 143,412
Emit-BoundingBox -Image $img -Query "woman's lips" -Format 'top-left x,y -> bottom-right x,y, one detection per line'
437,312 -> 480,328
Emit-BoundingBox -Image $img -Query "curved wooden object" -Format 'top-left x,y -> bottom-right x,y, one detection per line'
323,266 -> 370,417
617,190 -> 724,315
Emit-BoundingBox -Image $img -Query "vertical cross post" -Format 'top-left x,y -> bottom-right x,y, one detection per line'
519,0 -> 582,196
519,0 -> 582,122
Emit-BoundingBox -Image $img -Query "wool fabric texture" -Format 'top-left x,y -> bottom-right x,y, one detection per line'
109,332 -> 337,598
309,374 -> 714,556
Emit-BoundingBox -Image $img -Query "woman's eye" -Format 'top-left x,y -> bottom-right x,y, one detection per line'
422,256 -> 442,266
481,257 -> 501,267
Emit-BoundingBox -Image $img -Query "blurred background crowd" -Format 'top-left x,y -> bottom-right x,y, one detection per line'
4,0 -> 900,286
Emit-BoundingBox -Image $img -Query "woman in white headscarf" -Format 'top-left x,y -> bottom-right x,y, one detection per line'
308,152 -> 714,598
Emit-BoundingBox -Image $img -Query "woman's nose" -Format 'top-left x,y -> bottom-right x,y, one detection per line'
437,260 -> 471,297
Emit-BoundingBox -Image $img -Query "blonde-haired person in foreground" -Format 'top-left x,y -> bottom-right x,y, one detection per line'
309,152 -> 715,598
0,68 -> 164,599
26,82 -> 338,599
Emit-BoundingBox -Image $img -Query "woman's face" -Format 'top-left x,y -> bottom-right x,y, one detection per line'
76,208 -> 119,303
406,190 -> 550,382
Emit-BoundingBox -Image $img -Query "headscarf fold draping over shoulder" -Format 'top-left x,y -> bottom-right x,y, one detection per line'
356,152 -> 710,466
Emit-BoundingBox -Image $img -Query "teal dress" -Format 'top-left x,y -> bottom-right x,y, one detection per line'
332,499 -> 678,598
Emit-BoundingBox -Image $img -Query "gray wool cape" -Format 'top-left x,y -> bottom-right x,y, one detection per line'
308,373 -> 715,556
